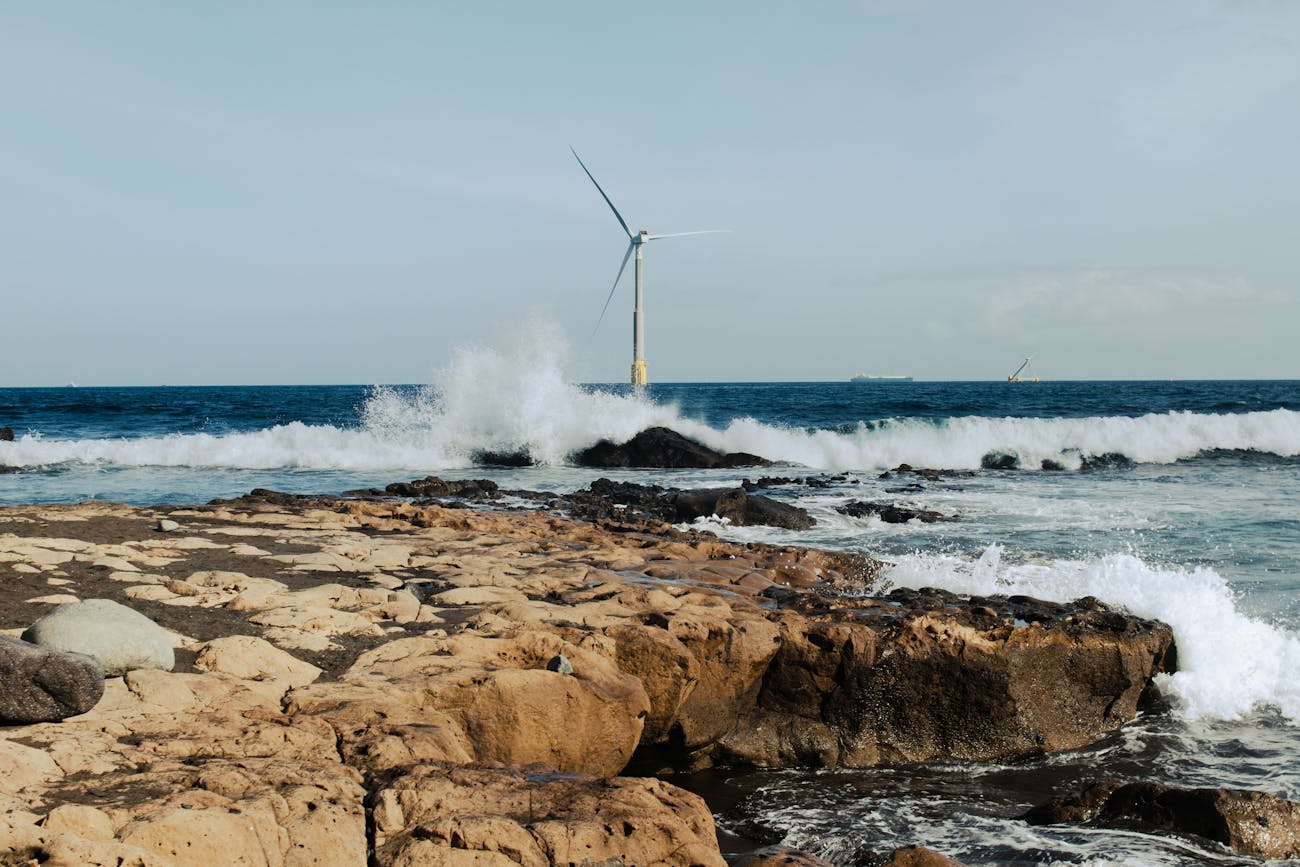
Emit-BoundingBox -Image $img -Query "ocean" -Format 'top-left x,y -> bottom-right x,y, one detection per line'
2,349 -> 1298,865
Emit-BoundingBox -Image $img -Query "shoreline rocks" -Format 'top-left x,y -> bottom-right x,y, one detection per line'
0,496 -> 1179,865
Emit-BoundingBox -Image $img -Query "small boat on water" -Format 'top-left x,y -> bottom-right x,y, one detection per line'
1008,357 -> 1039,382
851,373 -> 913,382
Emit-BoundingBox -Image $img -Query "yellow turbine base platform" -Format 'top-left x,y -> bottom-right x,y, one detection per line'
631,360 -> 647,386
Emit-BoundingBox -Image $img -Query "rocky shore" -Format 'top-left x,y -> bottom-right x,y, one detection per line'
0,479 -> 1243,865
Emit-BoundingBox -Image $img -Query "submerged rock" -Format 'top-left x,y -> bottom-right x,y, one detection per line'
0,636 -> 104,723
0,426 -> 13,441
1025,780 -> 1300,860
573,426 -> 772,469
23,598 -> 175,676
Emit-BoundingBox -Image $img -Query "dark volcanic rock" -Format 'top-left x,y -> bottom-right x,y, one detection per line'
0,635 -> 105,723
837,500 -> 953,523
980,452 -> 1020,470
665,487 -> 815,530
878,463 -> 975,481
0,465 -> 20,474
472,449 -> 534,467
1025,780 -> 1300,860
384,476 -> 501,500
573,426 -> 772,469
563,479 -> 814,531
0,426 -> 13,441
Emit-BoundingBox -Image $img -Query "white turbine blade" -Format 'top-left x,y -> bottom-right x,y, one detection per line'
644,229 -> 731,240
571,147 -> 633,239
594,240 -> 636,336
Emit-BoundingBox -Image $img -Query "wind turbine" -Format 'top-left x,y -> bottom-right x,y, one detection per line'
572,148 -> 725,386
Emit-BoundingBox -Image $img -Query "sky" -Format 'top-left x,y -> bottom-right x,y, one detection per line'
1,1 -> 1298,385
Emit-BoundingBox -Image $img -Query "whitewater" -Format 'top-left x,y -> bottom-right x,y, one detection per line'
2,335 -> 1298,864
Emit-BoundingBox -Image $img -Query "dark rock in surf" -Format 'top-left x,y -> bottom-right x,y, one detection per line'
472,449 -> 535,467
664,487 -> 815,531
0,427 -> 13,441
981,452 -> 1019,470
384,476 -> 500,501
562,478 -> 814,531
0,465 -> 20,474
1024,780 -> 1300,861
1080,452 -> 1134,472
573,426 -> 772,469
837,500 -> 953,524
878,464 -> 975,481
1041,459 -> 1066,471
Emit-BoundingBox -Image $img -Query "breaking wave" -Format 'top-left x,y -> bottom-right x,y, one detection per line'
1,326 -> 1297,472
885,547 -> 1300,723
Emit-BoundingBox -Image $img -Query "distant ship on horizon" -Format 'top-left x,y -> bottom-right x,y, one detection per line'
850,373 -> 913,382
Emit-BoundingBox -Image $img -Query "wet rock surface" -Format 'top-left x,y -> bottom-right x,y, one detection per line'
837,500 -> 954,524
1025,779 -> 1300,860
574,425 -> 773,469
0,497 -> 1177,865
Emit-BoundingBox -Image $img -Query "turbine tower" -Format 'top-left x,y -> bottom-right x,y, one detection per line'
572,148 -> 724,386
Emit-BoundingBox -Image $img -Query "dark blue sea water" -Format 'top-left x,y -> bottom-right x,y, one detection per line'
3,368 -> 1299,865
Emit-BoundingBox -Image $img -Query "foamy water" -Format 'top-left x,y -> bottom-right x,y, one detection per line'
884,548 -> 1300,723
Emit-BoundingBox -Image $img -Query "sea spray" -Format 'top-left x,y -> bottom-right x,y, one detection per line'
884,548 -> 1300,723
361,325 -> 680,465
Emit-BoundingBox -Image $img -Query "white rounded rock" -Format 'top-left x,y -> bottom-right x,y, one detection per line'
22,599 -> 175,676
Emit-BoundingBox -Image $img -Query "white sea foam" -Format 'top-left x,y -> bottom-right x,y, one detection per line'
1,324 -> 1297,472
884,548 -> 1300,723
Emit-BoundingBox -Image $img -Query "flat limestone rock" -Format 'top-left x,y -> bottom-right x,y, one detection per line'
0,635 -> 105,723
22,598 -> 175,676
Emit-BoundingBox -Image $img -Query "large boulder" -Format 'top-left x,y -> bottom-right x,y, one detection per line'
714,589 -> 1177,768
0,636 -> 104,723
1025,780 -> 1300,860
22,599 -> 175,676
370,764 -> 727,867
574,426 -> 772,469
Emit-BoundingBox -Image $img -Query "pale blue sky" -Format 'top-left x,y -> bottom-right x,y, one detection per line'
2,1 -> 1297,385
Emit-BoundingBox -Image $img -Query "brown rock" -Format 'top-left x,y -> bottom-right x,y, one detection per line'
733,844 -> 836,865
878,844 -> 967,866
370,763 -> 727,867
716,589 -> 1175,768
